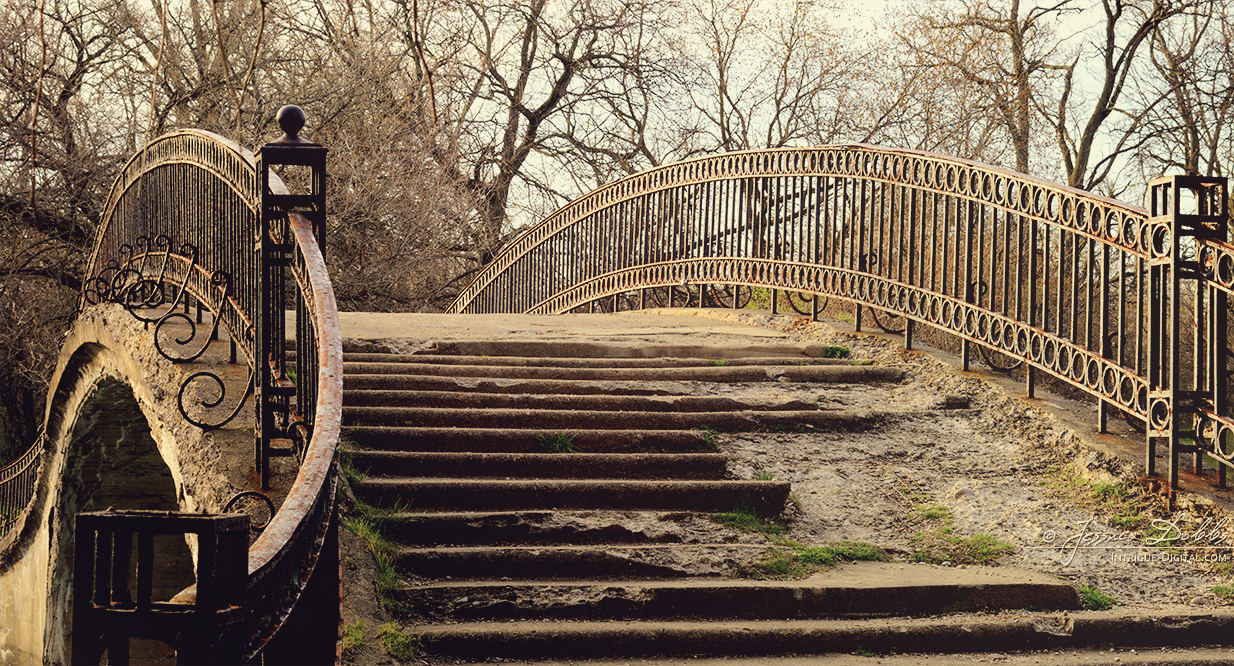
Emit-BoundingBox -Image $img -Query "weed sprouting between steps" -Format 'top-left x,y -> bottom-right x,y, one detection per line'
698,425 -> 720,451
344,496 -> 418,615
713,503 -> 891,579
339,429 -> 368,487
745,538 -> 891,580
379,622 -> 433,661
539,431 -> 580,453
907,503 -> 1015,565
712,505 -> 787,536
1078,585 -> 1117,610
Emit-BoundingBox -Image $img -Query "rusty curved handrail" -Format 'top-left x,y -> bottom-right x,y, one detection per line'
448,144 -> 1154,424
242,210 -> 341,659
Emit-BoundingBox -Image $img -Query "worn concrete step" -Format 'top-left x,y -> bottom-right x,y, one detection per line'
411,612 -> 1233,660
347,451 -> 729,480
343,375 -> 688,395
343,406 -> 891,431
343,363 -> 902,383
370,510 -> 725,546
346,427 -> 712,453
394,544 -> 766,579
353,479 -> 789,513
412,340 -> 843,359
400,563 -> 1078,622
342,390 -> 818,412
341,353 -> 856,368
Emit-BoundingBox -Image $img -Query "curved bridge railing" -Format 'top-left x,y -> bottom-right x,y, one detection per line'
450,145 -> 1230,490
1,121 -> 341,661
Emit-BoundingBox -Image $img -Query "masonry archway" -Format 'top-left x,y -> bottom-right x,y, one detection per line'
47,377 -> 195,664
16,305 -> 250,665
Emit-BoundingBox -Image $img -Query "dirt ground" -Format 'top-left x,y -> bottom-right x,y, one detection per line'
695,311 -> 1234,611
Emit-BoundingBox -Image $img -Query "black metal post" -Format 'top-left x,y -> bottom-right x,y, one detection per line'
72,511 -> 249,666
256,105 -> 328,490
1145,175 -> 1225,489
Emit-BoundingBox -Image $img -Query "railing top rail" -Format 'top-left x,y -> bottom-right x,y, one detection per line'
246,210 -> 342,575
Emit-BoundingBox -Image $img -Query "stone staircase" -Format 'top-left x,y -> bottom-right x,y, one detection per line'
341,341 -> 1079,661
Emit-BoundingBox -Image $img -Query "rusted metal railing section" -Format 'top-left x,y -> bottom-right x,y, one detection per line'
0,108 -> 343,660
449,145 -> 1232,490
1149,176 -> 1233,489
0,434 -> 42,537
81,129 -> 263,430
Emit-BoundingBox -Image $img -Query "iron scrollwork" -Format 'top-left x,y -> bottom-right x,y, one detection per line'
85,234 -> 256,432
177,367 -> 256,431
223,490 -> 276,532
153,270 -> 233,363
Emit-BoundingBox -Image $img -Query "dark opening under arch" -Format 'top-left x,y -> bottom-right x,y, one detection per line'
49,378 -> 196,664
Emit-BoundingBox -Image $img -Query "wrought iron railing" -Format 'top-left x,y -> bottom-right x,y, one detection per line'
450,145 -> 1228,492
0,111 -> 342,660
0,433 -> 42,536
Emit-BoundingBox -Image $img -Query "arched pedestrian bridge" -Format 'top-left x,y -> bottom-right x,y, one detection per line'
0,117 -> 340,664
1,111 -> 1232,663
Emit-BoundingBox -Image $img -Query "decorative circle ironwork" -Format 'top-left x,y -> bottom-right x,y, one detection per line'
1149,397 -> 1170,431
1220,253 -> 1234,287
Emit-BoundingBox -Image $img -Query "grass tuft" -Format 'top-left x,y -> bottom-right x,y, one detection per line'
831,541 -> 892,562
340,619 -> 366,659
538,431 -> 580,453
822,345 -> 850,359
909,503 -> 952,522
698,425 -> 720,451
710,359 -> 729,366
339,430 -> 368,487
1078,585 -> 1117,610
906,503 -> 1014,565
378,622 -> 430,661
1042,466 -> 1154,531
747,548 -> 807,578
788,491 -> 803,511
712,505 -> 787,536
344,499 -> 416,615
754,469 -> 776,481
743,539 -> 890,579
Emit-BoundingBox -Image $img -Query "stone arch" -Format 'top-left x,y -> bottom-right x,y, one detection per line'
0,304 -> 254,664
46,377 -> 195,664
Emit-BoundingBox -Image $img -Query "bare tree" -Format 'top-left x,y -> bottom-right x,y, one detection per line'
901,0 -> 1076,174
0,0 -> 138,460
1132,1 -> 1234,179
1052,0 -> 1206,190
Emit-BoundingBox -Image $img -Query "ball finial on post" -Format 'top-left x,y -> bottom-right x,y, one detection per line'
275,105 -> 311,144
